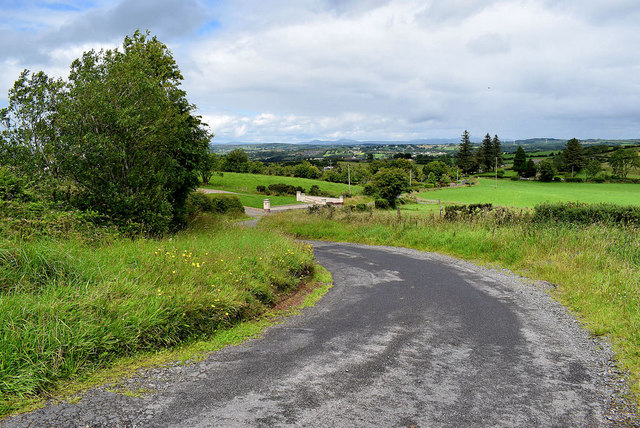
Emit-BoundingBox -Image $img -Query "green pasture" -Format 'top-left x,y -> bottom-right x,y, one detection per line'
235,193 -> 299,209
418,178 -> 640,208
203,172 -> 361,197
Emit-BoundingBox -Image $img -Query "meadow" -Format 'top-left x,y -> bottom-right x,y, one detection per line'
419,178 -> 640,208
0,216 -> 318,416
262,208 -> 640,400
204,172 -> 362,198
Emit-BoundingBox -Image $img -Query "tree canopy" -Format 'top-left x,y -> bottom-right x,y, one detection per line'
561,138 -> 586,175
371,167 -> 408,207
609,147 -> 639,178
1,30 -> 211,234
512,146 -> 527,175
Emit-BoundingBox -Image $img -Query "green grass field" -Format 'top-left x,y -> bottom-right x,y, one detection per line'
204,172 -> 361,198
418,178 -> 640,208
235,193 -> 299,208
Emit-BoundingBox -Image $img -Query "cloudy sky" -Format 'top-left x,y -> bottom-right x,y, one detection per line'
1,0 -> 640,143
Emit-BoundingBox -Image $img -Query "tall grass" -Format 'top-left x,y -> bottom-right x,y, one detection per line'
0,218 -> 314,414
262,208 -> 640,399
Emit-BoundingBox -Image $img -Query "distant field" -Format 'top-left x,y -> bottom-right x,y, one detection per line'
235,193 -> 299,209
417,178 -> 640,208
204,172 -> 361,197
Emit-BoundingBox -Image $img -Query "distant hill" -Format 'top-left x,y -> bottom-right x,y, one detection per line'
212,138 -> 470,146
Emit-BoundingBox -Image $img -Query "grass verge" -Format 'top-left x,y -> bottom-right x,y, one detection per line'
0,217 -> 322,418
2,265 -> 332,418
261,208 -> 640,402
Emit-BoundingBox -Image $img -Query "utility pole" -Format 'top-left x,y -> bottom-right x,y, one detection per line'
409,169 -> 412,186
495,156 -> 498,189
347,163 -> 351,196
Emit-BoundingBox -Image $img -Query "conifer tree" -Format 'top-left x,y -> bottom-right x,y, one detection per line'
481,133 -> 493,172
561,138 -> 586,175
455,130 -> 476,174
492,135 -> 503,170
512,146 -> 527,176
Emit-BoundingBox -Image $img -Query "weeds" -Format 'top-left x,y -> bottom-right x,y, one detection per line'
0,218 -> 314,415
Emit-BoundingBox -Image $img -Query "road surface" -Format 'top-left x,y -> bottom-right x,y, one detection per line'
3,241 -> 638,427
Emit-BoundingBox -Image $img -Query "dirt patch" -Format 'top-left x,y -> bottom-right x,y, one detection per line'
272,280 -> 323,312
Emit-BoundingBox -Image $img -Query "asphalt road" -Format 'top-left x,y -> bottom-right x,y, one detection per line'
3,241 -> 638,427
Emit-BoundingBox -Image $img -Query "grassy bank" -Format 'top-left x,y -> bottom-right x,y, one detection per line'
262,208 -> 640,399
419,178 -> 640,208
0,218 -> 315,416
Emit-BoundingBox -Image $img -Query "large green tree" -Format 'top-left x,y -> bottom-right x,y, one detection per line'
561,138 -> 586,175
455,130 -> 476,174
537,159 -> 556,182
0,70 -> 64,183
609,148 -> 639,178
371,167 -> 409,207
222,148 -> 249,172
51,30 -> 210,233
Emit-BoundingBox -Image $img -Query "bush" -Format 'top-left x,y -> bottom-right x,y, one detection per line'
354,203 -> 368,212
444,203 -> 493,220
186,192 -> 244,218
185,192 -> 214,217
267,183 -> 303,196
256,185 -> 266,193
564,177 -> 584,183
308,185 -> 331,197
374,199 -> 390,209
361,183 -> 377,196
533,202 -> 640,226
210,195 -> 244,214
0,169 -> 33,202
510,176 -> 520,181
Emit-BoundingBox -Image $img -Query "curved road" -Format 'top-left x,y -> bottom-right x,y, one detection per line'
4,241 -> 638,427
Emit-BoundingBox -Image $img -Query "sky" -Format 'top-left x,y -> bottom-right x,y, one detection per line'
1,0 -> 640,144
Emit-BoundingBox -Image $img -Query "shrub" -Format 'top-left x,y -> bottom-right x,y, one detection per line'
185,192 -> 214,217
361,183 -> 377,196
374,199 -> 390,209
267,183 -> 302,196
564,177 -> 584,183
354,203 -> 368,212
0,169 -> 32,202
210,195 -> 244,214
185,193 -> 243,218
444,203 -> 493,220
533,202 -> 640,226
256,185 -> 266,193
308,185 -> 331,197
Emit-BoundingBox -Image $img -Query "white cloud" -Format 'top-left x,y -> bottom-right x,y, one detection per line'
2,0 -> 640,141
